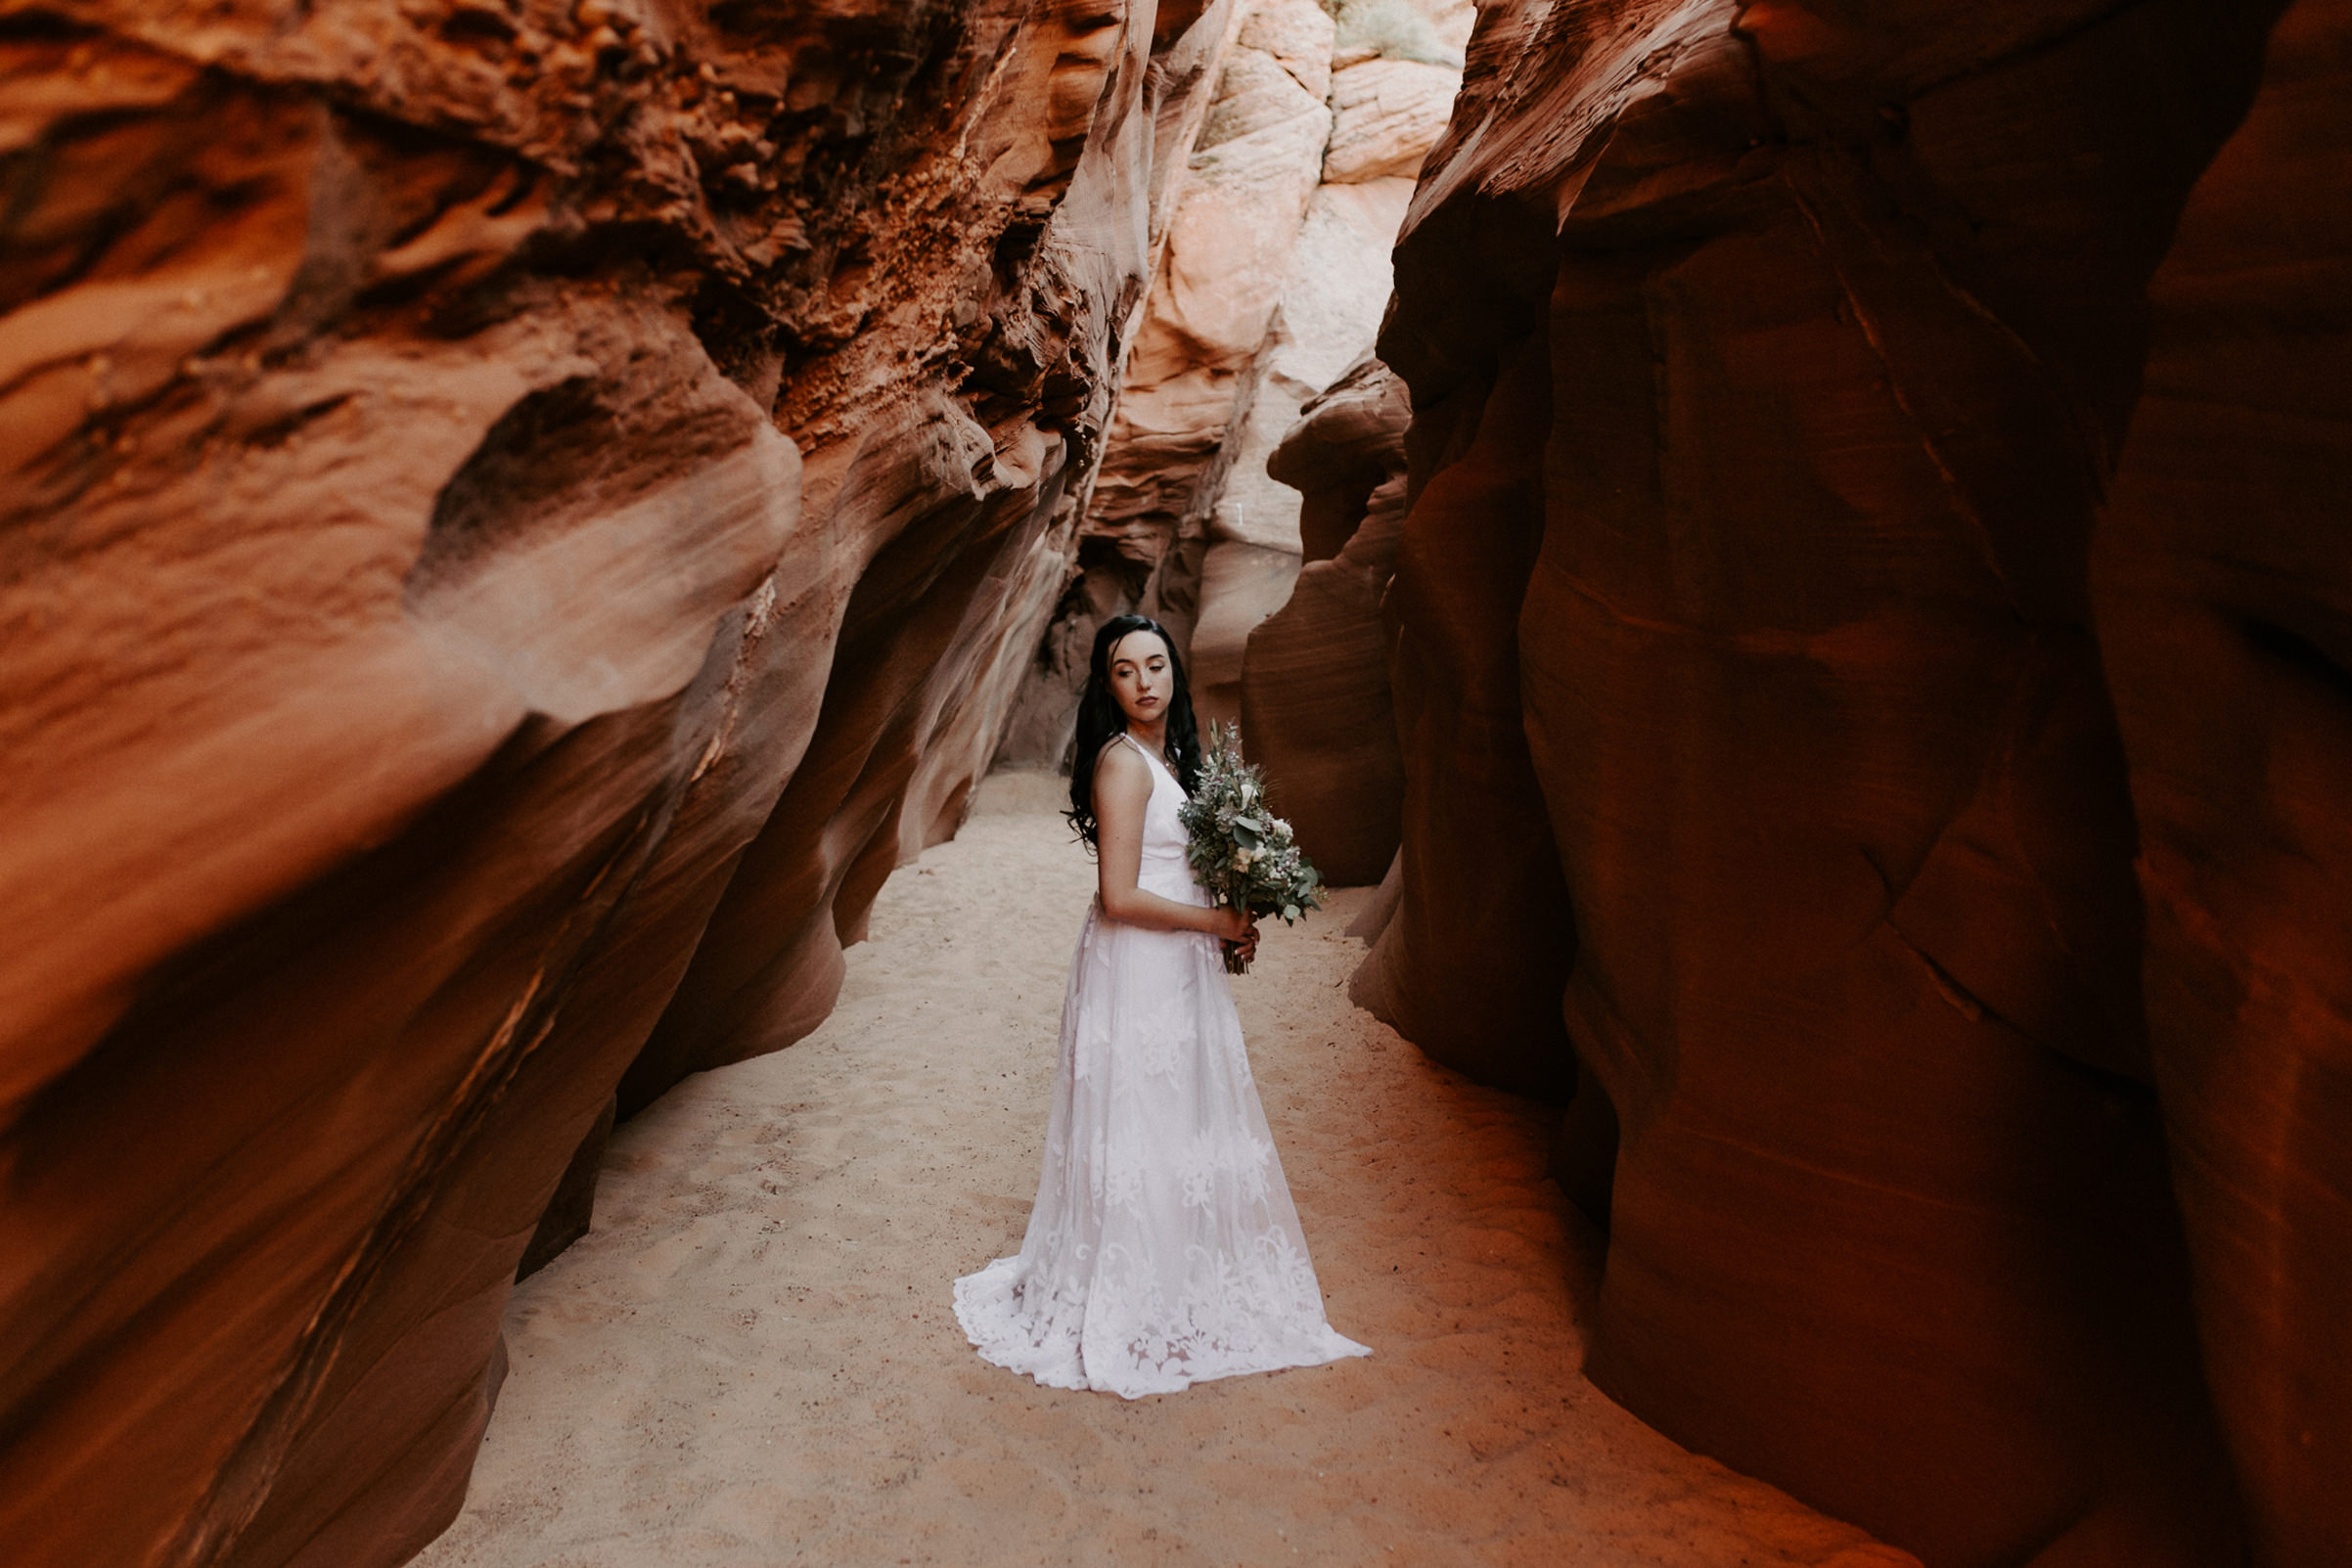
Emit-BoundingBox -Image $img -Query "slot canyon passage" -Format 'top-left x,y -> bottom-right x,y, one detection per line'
1,0 -> 2347,1566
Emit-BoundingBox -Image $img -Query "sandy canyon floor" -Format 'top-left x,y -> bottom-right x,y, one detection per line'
415,774 -> 1918,1568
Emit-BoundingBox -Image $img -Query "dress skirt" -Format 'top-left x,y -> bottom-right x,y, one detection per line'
953,861 -> 1370,1398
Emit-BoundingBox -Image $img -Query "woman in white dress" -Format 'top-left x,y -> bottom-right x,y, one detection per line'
954,615 -> 1371,1397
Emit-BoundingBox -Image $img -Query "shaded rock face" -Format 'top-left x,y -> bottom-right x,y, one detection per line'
996,0 -> 1468,759
1238,356 -> 1411,888
2093,1 -> 2352,1559
0,0 -> 1238,1562
1354,0 -> 2343,1561
1351,324 -> 1580,1104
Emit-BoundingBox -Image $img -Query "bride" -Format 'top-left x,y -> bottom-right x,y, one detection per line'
953,614 -> 1371,1397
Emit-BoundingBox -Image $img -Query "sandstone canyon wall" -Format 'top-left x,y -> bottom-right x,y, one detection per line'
1271,0 -> 2347,1562
2093,1 -> 2352,1558
0,0 -> 1239,1562
995,0 -> 1467,759
1236,355 -> 1412,889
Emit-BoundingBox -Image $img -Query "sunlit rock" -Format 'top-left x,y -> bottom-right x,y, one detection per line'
0,0 -> 1244,1561
1005,0 -> 1470,751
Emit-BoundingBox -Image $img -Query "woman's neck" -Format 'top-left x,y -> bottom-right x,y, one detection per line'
1124,715 -> 1168,754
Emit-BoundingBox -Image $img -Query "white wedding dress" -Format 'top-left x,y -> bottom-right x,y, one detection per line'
954,734 -> 1370,1397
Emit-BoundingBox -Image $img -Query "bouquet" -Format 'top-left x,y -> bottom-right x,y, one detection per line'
1178,722 -> 1326,973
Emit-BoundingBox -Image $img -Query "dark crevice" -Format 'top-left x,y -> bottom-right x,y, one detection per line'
2239,614 -> 2352,710
0,10 -> 94,41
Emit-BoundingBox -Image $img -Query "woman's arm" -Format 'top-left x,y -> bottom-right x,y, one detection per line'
1094,742 -> 1251,940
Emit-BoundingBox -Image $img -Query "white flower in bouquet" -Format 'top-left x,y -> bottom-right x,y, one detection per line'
1178,722 -> 1327,974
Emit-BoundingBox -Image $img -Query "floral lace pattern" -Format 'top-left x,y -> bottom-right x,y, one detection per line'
954,737 -> 1370,1398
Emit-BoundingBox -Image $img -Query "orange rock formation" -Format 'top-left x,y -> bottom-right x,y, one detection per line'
0,0 -> 1241,1562
996,0 -> 1468,757
2095,2 -> 2352,1557
1238,355 -> 1411,889
1252,0 -> 2347,1563
7,0 -> 2348,1564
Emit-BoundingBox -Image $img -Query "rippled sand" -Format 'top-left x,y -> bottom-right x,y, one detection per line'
414,773 -> 1917,1568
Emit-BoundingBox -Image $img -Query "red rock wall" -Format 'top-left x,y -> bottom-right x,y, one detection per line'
1238,355 -> 1411,888
2094,1 -> 2352,1560
1351,321 -> 1584,1104
0,0 -> 1235,1562
1362,0 -> 2341,1561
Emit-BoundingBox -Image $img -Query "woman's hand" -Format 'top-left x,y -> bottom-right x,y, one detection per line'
1210,906 -> 1260,963
1094,750 -> 1262,941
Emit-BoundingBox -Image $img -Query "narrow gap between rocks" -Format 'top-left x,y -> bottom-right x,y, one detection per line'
416,776 -> 1916,1568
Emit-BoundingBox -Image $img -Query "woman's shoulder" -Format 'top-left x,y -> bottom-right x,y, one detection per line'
1093,734 -> 1153,795
1095,732 -> 1149,774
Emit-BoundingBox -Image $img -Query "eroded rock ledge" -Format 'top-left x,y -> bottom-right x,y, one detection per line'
0,0 -> 1241,1562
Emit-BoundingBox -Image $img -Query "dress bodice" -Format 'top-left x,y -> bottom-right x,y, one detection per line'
1118,735 -> 1195,895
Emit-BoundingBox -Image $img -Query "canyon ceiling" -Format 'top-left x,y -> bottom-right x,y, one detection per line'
0,2 -> 2344,1568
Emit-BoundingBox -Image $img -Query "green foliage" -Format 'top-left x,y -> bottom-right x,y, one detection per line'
1333,0 -> 1462,68
1179,723 -> 1329,951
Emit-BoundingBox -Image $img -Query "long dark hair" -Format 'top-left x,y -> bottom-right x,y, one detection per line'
1065,614 -> 1203,853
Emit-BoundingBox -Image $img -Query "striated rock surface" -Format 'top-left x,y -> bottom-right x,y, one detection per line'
1348,323 -> 1580,1104
0,0 -> 1239,1563
1354,0 -> 2337,1561
2093,1 -> 2352,1561
1182,39 -> 1460,720
1239,355 -> 1411,888
1068,0 -> 1336,645
997,0 -> 1470,755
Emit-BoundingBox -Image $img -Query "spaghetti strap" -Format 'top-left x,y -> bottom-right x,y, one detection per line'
1101,733 -> 1176,784
1099,731 -> 1166,779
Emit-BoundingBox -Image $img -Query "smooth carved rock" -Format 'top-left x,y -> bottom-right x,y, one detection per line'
1187,173 -> 1418,722
1264,353 -> 1416,561
516,1098 -> 618,1282
1026,0 -> 1333,737
1347,333 -> 1580,1105
1075,0 -> 1334,601
1321,58 -> 1461,182
1015,0 -> 1467,747
0,0 -> 1241,1563
1242,358 -> 1413,887
2093,2 -> 2352,1562
1236,0 -> 1339,100
1371,0 -> 2311,1561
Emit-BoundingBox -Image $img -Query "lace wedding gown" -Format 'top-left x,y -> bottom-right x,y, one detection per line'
954,734 -> 1370,1397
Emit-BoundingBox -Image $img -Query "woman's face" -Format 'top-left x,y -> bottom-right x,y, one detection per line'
1106,630 -> 1174,728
